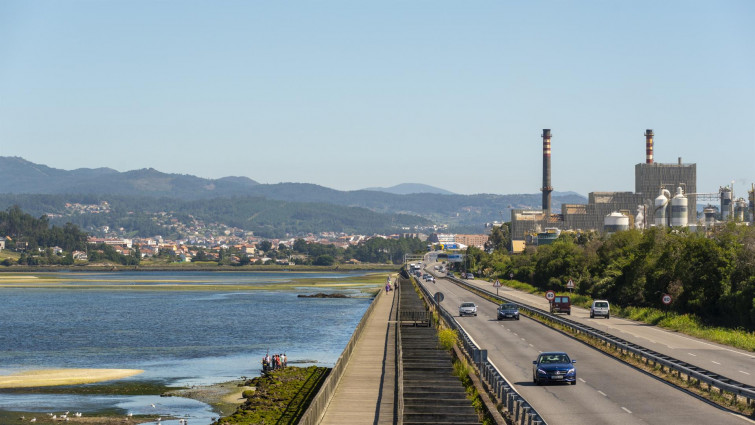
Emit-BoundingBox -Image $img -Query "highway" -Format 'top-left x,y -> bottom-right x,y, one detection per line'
417,275 -> 753,425
453,273 -> 755,388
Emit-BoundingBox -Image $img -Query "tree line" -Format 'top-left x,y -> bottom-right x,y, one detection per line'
468,223 -> 755,331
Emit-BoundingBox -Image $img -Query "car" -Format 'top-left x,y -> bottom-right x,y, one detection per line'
497,303 -> 520,320
549,295 -> 571,315
447,271 -> 454,277
465,273 -> 474,279
590,300 -> 610,319
459,302 -> 477,317
532,351 -> 577,385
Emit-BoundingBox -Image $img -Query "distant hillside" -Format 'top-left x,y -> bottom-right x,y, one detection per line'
363,183 -> 456,195
0,157 -> 588,233
0,157 -> 259,198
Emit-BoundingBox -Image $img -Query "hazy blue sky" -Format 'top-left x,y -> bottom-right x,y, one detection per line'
1,1 -> 753,197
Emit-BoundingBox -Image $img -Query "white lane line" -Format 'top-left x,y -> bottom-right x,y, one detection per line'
688,353 -> 697,357
528,343 -> 534,347
731,411 -> 755,423
622,407 -> 632,414
712,361 -> 721,365
740,371 -> 751,375
521,338 -> 526,341
578,378 -> 586,383
513,333 -> 518,336
598,390 -> 607,397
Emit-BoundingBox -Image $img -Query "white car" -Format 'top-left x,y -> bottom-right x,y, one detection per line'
459,302 -> 478,317
590,300 -> 610,319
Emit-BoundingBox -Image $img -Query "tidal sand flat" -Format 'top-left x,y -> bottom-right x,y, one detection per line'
0,369 -> 144,389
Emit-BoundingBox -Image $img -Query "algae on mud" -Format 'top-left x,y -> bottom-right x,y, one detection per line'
213,366 -> 329,425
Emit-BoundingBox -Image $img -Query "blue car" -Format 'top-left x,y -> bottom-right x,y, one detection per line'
532,352 -> 577,385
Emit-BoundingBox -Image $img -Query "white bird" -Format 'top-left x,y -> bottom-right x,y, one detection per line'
127,413 -> 133,417
29,419 -> 36,423
151,403 -> 156,408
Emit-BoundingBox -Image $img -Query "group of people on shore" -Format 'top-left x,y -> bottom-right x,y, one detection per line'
261,352 -> 287,372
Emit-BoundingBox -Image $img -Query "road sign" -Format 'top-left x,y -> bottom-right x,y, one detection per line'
566,279 -> 574,289
434,292 -> 445,303
509,272 -> 514,279
493,280 -> 501,287
662,294 -> 672,305
545,290 -> 556,301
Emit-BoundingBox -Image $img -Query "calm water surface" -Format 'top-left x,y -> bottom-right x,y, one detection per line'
0,271 -> 378,424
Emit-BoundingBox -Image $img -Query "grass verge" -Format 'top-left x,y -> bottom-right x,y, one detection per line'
495,279 -> 755,353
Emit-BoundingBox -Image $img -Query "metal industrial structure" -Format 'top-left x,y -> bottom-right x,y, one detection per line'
511,129 -> 701,242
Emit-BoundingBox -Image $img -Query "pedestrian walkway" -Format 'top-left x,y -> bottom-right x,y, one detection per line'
319,284 -> 398,425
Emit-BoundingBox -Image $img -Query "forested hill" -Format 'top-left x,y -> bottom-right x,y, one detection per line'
0,195 -> 432,239
0,157 -> 587,232
0,157 -> 260,199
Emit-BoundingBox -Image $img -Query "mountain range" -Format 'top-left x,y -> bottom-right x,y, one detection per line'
0,157 -> 588,235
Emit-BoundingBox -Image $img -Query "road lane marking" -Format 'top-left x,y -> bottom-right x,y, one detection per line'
731,412 -> 755,423
740,371 -> 751,375
578,378 -> 586,383
598,390 -> 607,396
688,353 -> 697,356
622,407 -> 632,414
529,344 -> 534,347
712,361 -> 721,365
521,338 -> 526,341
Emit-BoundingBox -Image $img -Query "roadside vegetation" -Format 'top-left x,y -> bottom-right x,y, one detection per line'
467,223 -> 755,346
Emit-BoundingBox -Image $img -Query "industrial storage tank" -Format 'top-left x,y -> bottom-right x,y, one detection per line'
734,198 -> 747,222
654,189 -> 670,227
604,212 -> 630,234
720,186 -> 733,221
703,206 -> 717,227
670,187 -> 688,227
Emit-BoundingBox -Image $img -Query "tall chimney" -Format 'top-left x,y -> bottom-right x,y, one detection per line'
644,129 -> 654,164
541,129 -> 553,217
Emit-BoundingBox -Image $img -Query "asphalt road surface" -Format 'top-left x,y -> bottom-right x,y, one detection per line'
418,275 -> 753,425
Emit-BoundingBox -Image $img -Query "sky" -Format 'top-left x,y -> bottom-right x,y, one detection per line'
1,1 -> 753,197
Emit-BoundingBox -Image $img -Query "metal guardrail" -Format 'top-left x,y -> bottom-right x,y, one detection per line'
298,287 -> 386,425
396,277 -> 404,425
413,276 -> 547,425
446,276 -> 755,406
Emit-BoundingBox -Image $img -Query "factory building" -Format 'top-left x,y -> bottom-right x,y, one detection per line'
510,129 -> 698,244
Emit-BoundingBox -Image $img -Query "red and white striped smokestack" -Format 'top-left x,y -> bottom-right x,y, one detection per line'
541,129 -> 553,217
645,129 -> 654,164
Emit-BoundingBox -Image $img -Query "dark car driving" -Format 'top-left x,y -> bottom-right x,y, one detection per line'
532,351 -> 576,385
497,303 -> 520,320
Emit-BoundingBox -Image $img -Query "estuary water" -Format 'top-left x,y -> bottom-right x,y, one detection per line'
0,271 -> 378,424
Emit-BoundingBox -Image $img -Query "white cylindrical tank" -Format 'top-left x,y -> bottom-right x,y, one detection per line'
703,206 -> 717,227
605,212 -> 630,234
654,189 -> 670,227
670,187 -> 688,227
721,187 -> 733,221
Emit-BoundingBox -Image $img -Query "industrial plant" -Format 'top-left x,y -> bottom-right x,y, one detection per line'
510,129 -> 754,248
